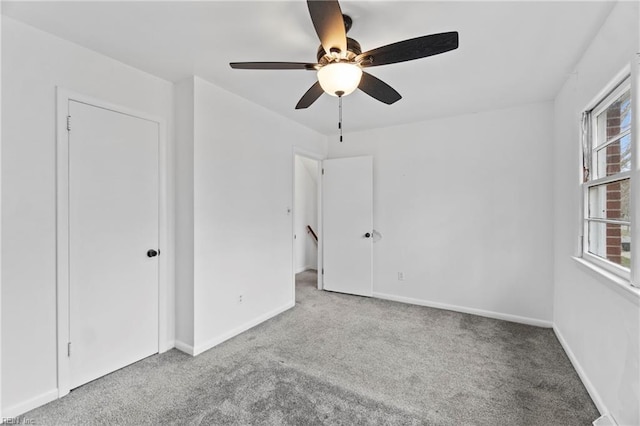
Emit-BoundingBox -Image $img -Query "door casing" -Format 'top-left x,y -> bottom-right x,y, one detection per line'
56,88 -> 172,398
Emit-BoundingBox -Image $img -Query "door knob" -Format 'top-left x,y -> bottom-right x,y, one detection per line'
147,249 -> 159,258
364,232 -> 371,238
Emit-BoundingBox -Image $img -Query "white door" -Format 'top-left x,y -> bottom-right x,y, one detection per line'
68,100 -> 159,389
322,156 -> 373,296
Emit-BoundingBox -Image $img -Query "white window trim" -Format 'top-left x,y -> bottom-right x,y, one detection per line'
633,55 -> 640,288
580,67 -> 636,287
572,256 -> 640,303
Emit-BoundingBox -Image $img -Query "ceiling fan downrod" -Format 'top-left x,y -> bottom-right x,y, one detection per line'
337,92 -> 344,142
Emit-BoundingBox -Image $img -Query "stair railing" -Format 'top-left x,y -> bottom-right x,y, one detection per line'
306,225 -> 318,242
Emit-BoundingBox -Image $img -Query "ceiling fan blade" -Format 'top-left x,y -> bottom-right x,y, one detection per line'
307,0 -> 347,55
230,62 -> 319,70
356,32 -> 459,68
296,81 -> 325,109
358,72 -> 402,105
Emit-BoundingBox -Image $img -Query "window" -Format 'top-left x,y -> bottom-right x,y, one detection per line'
582,76 -> 632,279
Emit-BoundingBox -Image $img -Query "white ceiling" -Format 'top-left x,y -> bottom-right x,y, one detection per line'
2,1 -> 614,135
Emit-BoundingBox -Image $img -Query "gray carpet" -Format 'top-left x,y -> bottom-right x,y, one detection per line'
16,270 -> 598,425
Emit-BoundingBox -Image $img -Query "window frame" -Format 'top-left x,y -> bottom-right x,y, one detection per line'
581,75 -> 633,281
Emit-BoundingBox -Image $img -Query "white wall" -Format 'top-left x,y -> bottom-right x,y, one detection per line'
1,17 -> 174,416
174,77 -> 326,356
552,2 -> 639,425
174,79 -> 195,349
0,11 -> 4,419
294,156 -> 318,273
328,101 -> 555,325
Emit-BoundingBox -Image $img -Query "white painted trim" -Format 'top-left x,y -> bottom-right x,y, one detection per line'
581,251 -> 631,282
3,389 -> 58,419
55,87 -> 172,397
593,413 -> 618,426
585,171 -> 632,188
0,14 -> 3,420
192,301 -> 295,356
553,325 -> 607,417
630,52 -> 639,288
56,89 -> 71,398
316,157 -> 324,291
373,292 -> 553,328
572,257 -> 640,304
174,340 -> 195,356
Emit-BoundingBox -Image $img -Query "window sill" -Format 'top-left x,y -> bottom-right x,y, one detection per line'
572,257 -> 640,305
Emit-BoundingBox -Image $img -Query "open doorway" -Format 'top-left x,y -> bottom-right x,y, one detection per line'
293,153 -> 321,297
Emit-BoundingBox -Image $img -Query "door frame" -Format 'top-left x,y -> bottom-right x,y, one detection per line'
55,88 -> 172,397
292,147 -> 325,295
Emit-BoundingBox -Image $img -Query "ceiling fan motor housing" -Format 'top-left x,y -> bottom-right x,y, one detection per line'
317,37 -> 362,64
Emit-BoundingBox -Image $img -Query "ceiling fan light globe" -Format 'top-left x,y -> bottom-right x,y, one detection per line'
317,63 -> 363,97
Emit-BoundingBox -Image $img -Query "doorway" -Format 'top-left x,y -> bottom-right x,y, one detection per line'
293,153 -> 322,294
292,153 -> 375,299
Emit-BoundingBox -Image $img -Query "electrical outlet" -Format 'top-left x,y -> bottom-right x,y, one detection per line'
398,272 -> 405,281
238,294 -> 243,303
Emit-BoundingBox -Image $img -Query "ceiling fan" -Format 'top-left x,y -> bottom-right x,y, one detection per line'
229,0 -> 459,110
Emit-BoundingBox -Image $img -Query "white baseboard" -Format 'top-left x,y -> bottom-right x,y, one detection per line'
593,414 -> 618,426
3,388 -> 58,419
295,266 -> 316,274
372,292 -> 553,328
174,340 -> 195,356
161,340 -> 175,353
192,301 -> 295,356
553,325 -> 607,418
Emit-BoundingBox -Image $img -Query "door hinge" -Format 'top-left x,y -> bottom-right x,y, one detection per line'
322,268 -> 324,275
67,342 -> 71,357
66,115 -> 71,132
322,168 -> 325,175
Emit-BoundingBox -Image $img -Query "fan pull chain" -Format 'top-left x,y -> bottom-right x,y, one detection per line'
337,92 -> 344,142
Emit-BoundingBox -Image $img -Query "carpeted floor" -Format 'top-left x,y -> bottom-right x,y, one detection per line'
17,270 -> 598,425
